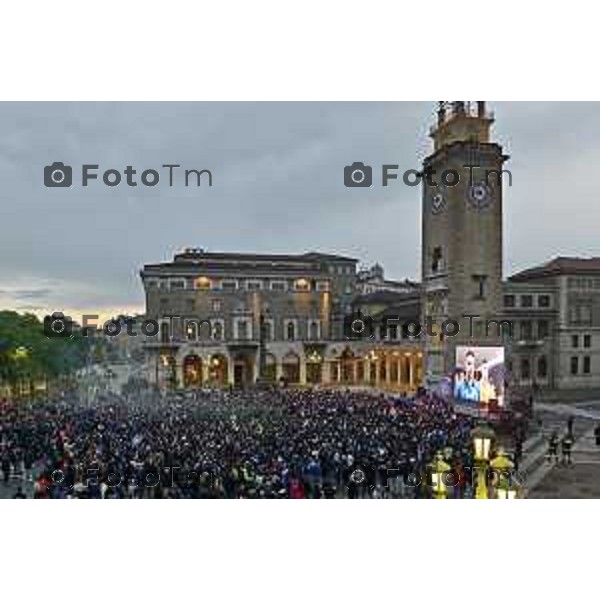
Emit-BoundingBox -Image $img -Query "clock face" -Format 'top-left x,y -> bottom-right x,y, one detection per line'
430,186 -> 447,214
467,181 -> 493,209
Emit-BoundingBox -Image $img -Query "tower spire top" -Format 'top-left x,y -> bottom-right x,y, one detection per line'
430,101 -> 494,151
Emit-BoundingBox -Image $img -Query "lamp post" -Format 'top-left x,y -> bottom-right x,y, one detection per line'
472,423 -> 495,499
428,451 -> 451,499
490,449 -> 518,499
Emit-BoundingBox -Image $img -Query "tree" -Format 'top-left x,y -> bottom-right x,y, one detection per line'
0,311 -> 92,397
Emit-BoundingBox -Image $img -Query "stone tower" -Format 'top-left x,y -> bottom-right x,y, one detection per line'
421,101 -> 509,382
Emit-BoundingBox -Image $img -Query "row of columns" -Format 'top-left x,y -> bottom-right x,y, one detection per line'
154,352 -> 422,390
325,355 -> 418,388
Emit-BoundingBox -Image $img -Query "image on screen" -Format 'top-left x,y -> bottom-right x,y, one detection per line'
453,346 -> 505,406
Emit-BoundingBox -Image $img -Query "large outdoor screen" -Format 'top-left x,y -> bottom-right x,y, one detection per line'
452,346 -> 505,406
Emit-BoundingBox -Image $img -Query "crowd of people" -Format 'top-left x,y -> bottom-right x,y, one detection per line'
0,386 -> 479,499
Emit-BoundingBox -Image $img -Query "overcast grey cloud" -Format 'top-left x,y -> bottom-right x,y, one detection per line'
0,101 -> 598,319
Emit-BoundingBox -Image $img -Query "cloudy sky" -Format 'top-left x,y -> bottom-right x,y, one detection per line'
0,101 -> 598,322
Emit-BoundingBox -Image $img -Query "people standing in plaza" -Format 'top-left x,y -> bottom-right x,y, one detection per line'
546,431 -> 559,463
0,387 -> 475,500
561,434 -> 573,465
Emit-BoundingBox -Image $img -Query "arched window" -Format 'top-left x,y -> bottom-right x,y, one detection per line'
237,320 -> 248,340
287,321 -> 295,341
309,321 -> 319,340
264,321 -> 273,341
186,321 -> 197,341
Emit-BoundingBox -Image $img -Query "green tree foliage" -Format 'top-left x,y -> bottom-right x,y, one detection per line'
0,311 -> 94,393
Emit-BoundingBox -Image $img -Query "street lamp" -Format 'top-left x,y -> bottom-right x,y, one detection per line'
428,451 -> 451,499
471,423 -> 495,499
490,449 -> 518,499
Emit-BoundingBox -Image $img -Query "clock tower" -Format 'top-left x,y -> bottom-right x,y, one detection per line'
421,101 -> 509,382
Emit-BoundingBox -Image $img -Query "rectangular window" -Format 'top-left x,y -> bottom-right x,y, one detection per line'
221,280 -> 238,291
571,356 -> 579,375
270,281 -> 287,291
246,280 -> 262,291
521,295 -> 533,308
584,334 -> 592,348
537,320 -> 549,339
316,281 -> 330,292
583,356 -> 591,374
431,247 -> 443,273
472,274 -> 487,299
236,320 -> 250,340
571,304 -> 593,325
519,321 -> 532,340
212,299 -> 222,313
538,295 -> 551,308
503,294 -> 516,308
520,358 -> 530,380
572,335 -> 579,348
308,320 -> 320,341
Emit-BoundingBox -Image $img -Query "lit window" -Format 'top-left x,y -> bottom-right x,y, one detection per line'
295,278 -> 310,291
195,277 -> 211,290
213,321 -> 223,341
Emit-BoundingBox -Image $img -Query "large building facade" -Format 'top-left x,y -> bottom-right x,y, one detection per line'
140,102 -> 600,397
504,258 -> 600,393
140,249 -> 423,390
